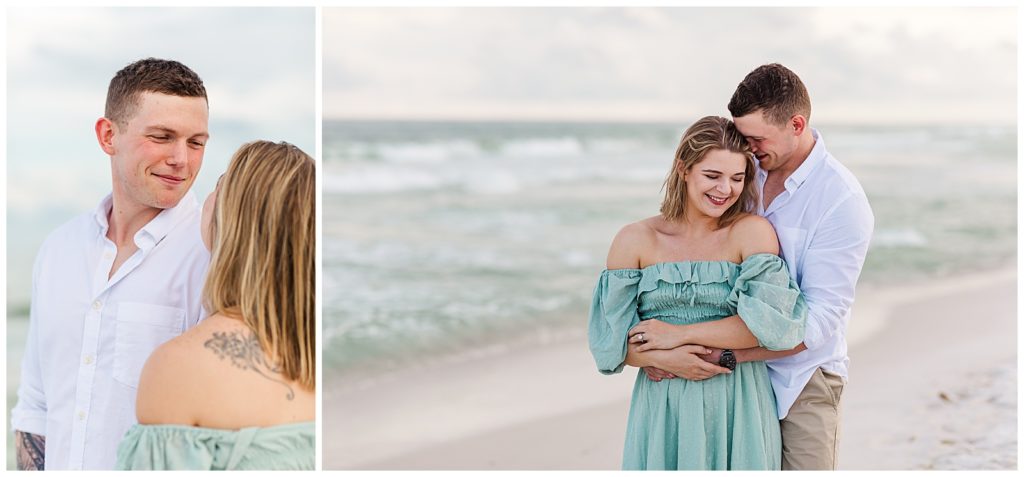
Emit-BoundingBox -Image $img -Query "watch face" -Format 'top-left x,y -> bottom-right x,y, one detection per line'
720,351 -> 736,370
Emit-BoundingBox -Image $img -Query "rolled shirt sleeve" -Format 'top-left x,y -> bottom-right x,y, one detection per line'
797,193 -> 874,350
11,248 -> 49,436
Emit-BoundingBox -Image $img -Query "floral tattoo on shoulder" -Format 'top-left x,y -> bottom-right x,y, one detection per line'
204,330 -> 295,400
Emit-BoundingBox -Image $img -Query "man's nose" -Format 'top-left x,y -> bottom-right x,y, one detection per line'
166,140 -> 188,165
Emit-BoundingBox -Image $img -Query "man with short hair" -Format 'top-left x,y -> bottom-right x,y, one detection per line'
11,58 -> 212,470
724,63 -> 874,470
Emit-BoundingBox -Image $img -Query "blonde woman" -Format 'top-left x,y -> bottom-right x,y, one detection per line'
588,116 -> 806,470
116,141 -> 315,470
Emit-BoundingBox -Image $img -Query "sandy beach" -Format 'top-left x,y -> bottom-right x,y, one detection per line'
324,266 -> 1017,470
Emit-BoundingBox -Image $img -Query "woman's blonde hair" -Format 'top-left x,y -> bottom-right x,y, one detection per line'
204,140 -> 315,389
660,116 -> 757,228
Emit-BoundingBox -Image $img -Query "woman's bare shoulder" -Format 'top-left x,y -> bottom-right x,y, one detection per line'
728,214 -> 780,258
135,314 -> 246,425
607,216 -> 661,269
134,333 -> 199,425
137,313 -> 313,427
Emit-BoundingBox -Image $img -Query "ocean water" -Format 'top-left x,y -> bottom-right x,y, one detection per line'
325,120 -> 1016,378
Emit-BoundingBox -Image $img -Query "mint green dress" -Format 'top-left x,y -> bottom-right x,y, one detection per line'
588,254 -> 806,470
115,421 -> 314,470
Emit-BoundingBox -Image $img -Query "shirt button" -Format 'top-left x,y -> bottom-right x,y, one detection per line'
103,252 -> 114,260
92,300 -> 102,310
83,355 -> 94,365
77,411 -> 86,420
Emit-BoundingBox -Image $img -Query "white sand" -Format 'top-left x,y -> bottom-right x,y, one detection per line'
839,269 -> 1017,470
324,269 -> 1017,470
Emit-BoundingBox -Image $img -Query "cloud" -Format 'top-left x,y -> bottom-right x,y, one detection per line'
8,7 -> 315,125
323,7 -> 1016,124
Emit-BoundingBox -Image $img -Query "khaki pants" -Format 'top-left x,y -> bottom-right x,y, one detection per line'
780,368 -> 845,470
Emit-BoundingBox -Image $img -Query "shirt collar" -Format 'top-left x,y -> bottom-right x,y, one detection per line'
91,191 -> 199,252
784,128 -> 827,191
92,193 -> 114,233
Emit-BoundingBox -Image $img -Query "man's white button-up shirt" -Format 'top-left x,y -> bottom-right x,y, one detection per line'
758,129 -> 874,419
11,192 -> 209,470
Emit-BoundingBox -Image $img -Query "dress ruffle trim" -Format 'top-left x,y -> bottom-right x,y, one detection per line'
636,260 -> 739,295
115,422 -> 314,470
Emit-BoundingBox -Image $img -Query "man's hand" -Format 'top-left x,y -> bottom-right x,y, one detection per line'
628,319 -> 687,352
652,344 -> 731,381
642,367 -> 677,382
700,347 -> 723,365
15,430 -> 45,470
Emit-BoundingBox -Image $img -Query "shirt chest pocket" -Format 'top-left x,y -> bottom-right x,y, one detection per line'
113,302 -> 185,388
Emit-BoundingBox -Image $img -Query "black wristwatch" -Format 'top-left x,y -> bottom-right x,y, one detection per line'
718,349 -> 737,371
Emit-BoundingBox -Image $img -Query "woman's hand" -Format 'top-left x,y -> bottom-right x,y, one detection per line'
644,345 -> 731,381
642,367 -> 677,382
628,319 -> 688,351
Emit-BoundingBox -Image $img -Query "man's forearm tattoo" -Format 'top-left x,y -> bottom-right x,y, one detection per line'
15,431 -> 45,471
204,330 -> 295,400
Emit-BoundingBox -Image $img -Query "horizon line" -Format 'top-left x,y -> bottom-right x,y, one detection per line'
322,116 -> 1018,127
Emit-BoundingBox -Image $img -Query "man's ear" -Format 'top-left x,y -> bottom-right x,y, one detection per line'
790,115 -> 807,136
95,117 -> 116,156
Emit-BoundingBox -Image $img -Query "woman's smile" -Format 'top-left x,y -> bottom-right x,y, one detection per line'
705,193 -> 730,207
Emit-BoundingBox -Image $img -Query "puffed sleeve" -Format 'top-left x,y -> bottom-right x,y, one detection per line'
725,254 -> 807,351
588,269 -> 642,375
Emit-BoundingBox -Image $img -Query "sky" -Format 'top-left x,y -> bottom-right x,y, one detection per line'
323,7 -> 1017,124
